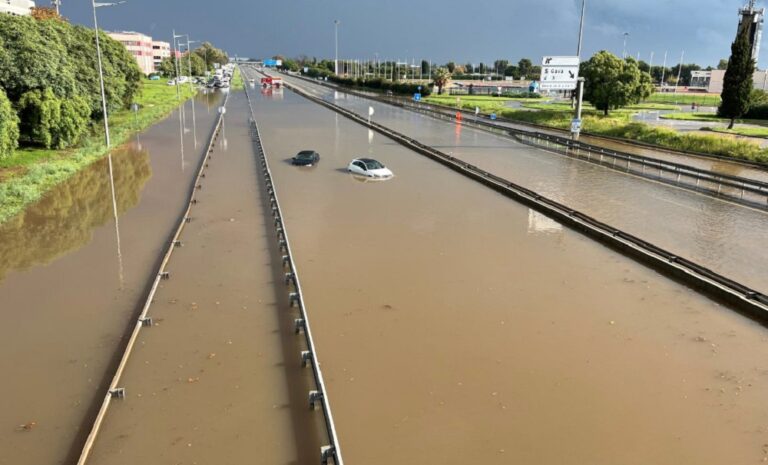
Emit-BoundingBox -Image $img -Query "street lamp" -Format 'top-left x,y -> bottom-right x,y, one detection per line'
622,32 -> 629,59
185,38 -> 200,148
52,0 -> 61,14
91,0 -> 125,148
573,0 -> 586,140
334,20 -> 340,75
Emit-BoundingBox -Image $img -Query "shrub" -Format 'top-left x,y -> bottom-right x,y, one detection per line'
0,86 -> 19,158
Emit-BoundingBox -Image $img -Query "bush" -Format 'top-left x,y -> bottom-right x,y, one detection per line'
17,88 -> 90,149
0,86 -> 19,158
327,75 -> 431,97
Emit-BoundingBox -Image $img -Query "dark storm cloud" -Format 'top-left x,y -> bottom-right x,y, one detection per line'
59,0 -> 759,67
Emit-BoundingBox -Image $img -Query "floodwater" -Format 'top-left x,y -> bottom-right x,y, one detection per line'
281,75 -> 768,295
244,68 -> 768,465
0,91 -> 223,465
300,76 -> 768,182
88,91 -> 322,464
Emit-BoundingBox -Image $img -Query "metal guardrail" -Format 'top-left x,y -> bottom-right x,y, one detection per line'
392,100 -> 768,210
242,68 -> 344,465
288,73 -> 768,200
290,73 -> 768,171
76,91 -> 230,465
280,77 -> 768,325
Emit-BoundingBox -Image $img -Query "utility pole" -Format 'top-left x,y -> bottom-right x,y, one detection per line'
573,0 -> 586,140
660,50 -> 668,86
52,0 -> 61,14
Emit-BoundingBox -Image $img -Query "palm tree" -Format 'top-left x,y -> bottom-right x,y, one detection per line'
433,67 -> 451,95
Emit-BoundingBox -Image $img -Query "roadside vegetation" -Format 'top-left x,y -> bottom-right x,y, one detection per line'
0,80 -> 195,224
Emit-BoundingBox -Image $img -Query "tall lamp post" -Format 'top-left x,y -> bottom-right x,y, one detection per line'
92,0 -> 125,148
334,20 -> 340,75
185,38 -> 200,148
573,0 -> 586,140
622,32 -> 629,59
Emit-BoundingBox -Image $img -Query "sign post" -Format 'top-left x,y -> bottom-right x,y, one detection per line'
539,56 -> 580,91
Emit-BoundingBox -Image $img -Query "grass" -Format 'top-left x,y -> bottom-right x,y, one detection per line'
705,126 -> 768,138
0,79 -> 196,225
425,94 -> 768,163
231,66 -> 244,90
645,92 -> 721,106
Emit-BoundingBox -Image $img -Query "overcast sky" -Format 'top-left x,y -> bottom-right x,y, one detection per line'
59,0 -> 762,68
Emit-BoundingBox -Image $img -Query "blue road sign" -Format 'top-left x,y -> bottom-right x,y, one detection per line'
490,113 -> 497,120
413,93 -> 422,102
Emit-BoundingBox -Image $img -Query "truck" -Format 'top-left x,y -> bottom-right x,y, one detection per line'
260,76 -> 283,88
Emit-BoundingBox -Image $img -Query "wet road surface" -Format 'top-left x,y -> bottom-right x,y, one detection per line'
280,74 -> 768,295
0,92 -> 223,465
88,91 -> 322,465
244,68 -> 768,465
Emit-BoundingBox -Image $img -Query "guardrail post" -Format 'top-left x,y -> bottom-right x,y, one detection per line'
320,445 -> 336,465
309,390 -> 324,410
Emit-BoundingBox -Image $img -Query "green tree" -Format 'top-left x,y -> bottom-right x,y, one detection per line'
432,67 -> 451,94
0,86 -> 19,158
581,51 -> 653,115
717,58 -> 729,70
518,58 -> 533,78
719,22 -> 755,129
446,62 -> 456,73
193,42 -> 228,71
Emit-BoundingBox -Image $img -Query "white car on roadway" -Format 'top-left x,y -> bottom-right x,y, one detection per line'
347,158 -> 393,178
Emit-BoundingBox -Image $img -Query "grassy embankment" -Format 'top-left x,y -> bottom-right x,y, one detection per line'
423,93 -> 768,163
0,79 -> 195,225
231,66 -> 245,90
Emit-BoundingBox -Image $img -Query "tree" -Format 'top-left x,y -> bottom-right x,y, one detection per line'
0,86 -> 19,158
446,62 -> 456,73
719,22 -> 755,129
518,58 -> 533,78
421,60 -> 429,76
193,42 -> 228,71
717,58 -> 729,70
432,67 -> 451,95
31,6 -> 64,21
581,51 -> 654,115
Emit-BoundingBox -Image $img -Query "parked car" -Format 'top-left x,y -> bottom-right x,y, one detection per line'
347,158 -> 393,178
148,74 -> 161,81
292,150 -> 320,166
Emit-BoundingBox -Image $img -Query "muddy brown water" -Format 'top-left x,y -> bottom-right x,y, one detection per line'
244,68 -> 768,465
0,92 -> 223,465
87,91 -> 322,465
282,75 -> 768,296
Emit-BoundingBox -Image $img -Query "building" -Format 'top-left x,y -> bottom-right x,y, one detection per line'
687,69 -> 768,94
107,31 -> 155,75
0,0 -> 35,15
152,41 -> 171,71
739,0 -> 765,63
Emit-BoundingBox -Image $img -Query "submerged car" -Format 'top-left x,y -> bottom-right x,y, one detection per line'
347,158 -> 393,178
292,150 -> 320,166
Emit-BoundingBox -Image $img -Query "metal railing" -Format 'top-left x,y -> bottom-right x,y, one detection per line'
76,91 -> 229,465
281,77 -> 768,325
242,68 -> 345,465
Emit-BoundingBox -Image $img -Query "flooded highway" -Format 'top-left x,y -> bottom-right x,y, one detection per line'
302,77 -> 768,183
0,92 -> 223,465
279,74 -> 768,295
244,68 -> 768,465
87,91 -> 322,465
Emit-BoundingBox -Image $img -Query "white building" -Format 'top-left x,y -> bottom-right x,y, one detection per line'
0,0 -> 35,15
107,31 -> 155,75
152,41 -> 171,71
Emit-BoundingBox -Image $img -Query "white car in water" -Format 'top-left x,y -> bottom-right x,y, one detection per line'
347,158 -> 393,178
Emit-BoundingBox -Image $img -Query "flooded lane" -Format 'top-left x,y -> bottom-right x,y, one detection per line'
88,91 -> 321,465
282,75 -> 768,295
245,73 -> 768,465
0,92 -> 223,465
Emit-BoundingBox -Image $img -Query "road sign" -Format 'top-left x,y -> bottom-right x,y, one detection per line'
571,118 -> 582,134
413,93 -> 422,102
540,56 -> 580,91
490,113 -> 497,120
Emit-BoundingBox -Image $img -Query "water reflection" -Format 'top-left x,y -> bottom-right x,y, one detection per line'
0,145 -> 152,282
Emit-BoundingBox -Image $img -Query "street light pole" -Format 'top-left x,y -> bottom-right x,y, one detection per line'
622,32 -> 629,59
186,38 -> 199,148
573,0 -> 586,140
92,1 -> 125,148
334,20 -> 340,75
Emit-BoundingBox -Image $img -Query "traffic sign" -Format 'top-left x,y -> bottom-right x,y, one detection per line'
490,113 -> 497,120
413,93 -> 422,102
540,55 -> 580,91
571,118 -> 582,134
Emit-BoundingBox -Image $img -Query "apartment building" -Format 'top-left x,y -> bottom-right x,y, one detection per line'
107,31 -> 155,75
152,41 -> 171,71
